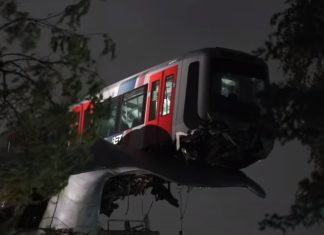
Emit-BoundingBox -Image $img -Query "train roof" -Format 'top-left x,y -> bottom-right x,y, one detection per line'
100,47 -> 265,97
69,47 -> 267,109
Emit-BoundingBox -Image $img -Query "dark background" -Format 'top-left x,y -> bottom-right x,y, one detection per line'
20,1 -> 323,234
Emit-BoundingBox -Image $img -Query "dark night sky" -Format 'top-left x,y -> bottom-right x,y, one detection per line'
21,1 -> 323,234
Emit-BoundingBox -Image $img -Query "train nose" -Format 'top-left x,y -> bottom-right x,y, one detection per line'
178,111 -> 275,169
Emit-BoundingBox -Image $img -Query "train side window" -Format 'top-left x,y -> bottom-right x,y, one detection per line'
106,99 -> 120,136
149,81 -> 160,121
120,86 -> 146,131
162,76 -> 173,116
97,98 -> 120,138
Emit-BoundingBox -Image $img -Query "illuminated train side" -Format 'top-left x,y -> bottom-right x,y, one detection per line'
72,48 -> 274,169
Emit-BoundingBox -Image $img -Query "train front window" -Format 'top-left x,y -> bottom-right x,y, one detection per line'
211,58 -> 266,101
221,77 -> 238,99
210,59 -> 267,117
218,73 -> 265,103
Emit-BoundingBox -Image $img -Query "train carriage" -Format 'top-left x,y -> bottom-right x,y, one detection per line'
72,47 -> 274,169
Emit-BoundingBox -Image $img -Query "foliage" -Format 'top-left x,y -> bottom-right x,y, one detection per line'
255,0 -> 324,232
0,0 -> 115,215
259,170 -> 324,233
255,0 -> 324,88
101,174 -> 178,218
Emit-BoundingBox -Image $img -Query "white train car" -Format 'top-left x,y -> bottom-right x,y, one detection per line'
72,47 -> 274,169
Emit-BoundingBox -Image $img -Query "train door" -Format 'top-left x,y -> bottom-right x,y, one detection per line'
159,66 -> 178,135
146,65 -> 178,138
146,72 -> 162,127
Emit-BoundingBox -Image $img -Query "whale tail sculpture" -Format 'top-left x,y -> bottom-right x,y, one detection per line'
37,140 -> 265,234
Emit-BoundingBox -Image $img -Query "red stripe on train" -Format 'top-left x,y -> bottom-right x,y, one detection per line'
137,73 -> 146,87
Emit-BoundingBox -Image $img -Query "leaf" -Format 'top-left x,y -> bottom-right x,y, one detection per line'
2,1 -> 17,18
